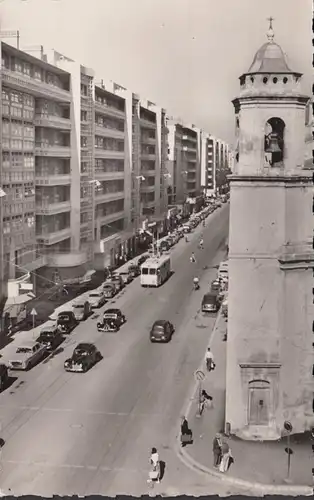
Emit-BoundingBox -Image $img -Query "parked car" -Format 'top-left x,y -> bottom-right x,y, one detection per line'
57,311 -> 78,334
128,264 -> 141,278
137,254 -> 149,266
64,343 -> 102,372
201,292 -> 220,313
102,282 -> 117,299
119,271 -> 133,285
72,300 -> 91,321
150,319 -> 174,343
159,240 -> 170,252
8,341 -> 47,370
88,289 -> 107,308
108,274 -> 124,292
36,324 -> 64,352
0,364 -> 9,391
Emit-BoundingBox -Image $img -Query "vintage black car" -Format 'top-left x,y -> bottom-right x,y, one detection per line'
137,254 -> 149,266
128,264 -> 140,278
102,282 -> 117,299
0,364 -> 9,391
97,308 -> 126,332
36,324 -> 64,352
150,319 -> 175,343
64,343 -> 102,372
57,311 -> 78,334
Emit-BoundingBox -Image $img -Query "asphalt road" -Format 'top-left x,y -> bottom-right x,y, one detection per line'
0,204 -> 230,496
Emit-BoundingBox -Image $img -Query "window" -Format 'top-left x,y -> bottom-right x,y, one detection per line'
2,90 -> 9,101
12,153 -> 23,167
14,60 -> 23,74
81,110 -> 87,122
11,107 -> 22,118
81,136 -> 87,148
264,117 -> 285,167
2,120 -> 10,135
81,84 -> 87,96
142,267 -> 148,275
2,152 -> 10,168
33,68 -> 42,81
24,155 -> 34,168
23,63 -> 31,76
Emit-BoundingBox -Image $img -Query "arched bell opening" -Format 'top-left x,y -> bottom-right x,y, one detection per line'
264,117 -> 285,167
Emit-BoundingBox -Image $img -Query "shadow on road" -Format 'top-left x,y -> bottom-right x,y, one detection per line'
159,460 -> 166,481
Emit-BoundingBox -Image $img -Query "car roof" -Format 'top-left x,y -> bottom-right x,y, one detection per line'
40,326 -> 57,333
153,319 -> 167,326
58,310 -> 72,315
104,308 -> 120,314
204,292 -> 217,299
75,343 -> 94,349
73,300 -> 87,306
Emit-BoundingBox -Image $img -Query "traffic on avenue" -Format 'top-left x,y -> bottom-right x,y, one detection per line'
0,199 -> 232,496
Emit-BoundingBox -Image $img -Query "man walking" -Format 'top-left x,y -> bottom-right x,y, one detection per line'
205,347 -> 215,372
213,433 -> 222,468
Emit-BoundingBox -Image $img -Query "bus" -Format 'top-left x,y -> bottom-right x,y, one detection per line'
140,255 -> 171,287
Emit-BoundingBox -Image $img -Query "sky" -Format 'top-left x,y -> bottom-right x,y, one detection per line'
0,0 -> 312,145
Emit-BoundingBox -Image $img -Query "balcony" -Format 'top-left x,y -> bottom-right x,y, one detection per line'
35,174 -> 71,186
36,227 -> 72,245
23,255 -> 48,271
141,152 -> 156,160
95,125 -> 125,139
140,185 -> 155,193
183,146 -> 197,153
95,191 -> 125,204
95,148 -> 124,160
96,210 -> 125,225
2,68 -> 71,103
140,118 -> 156,129
36,200 -> 71,215
187,157 -> 197,163
94,101 -> 125,119
34,114 -> 71,130
35,144 -> 71,158
95,171 -> 124,181
142,200 -> 155,208
141,136 -> 156,145
46,250 -> 89,267
140,169 -> 155,176
182,135 -> 197,143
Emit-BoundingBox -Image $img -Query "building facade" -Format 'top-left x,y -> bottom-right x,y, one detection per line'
226,27 -> 313,440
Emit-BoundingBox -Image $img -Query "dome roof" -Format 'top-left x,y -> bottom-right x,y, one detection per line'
247,41 -> 293,74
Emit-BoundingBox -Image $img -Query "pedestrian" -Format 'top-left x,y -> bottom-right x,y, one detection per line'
213,433 -> 223,468
147,447 -> 160,485
180,416 -> 192,447
205,347 -> 216,372
199,389 -> 213,414
219,440 -> 233,473
190,253 -> 196,263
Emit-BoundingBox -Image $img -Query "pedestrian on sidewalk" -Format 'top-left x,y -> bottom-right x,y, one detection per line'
199,389 -> 213,415
147,447 -> 161,485
219,440 -> 233,473
180,416 -> 193,447
213,433 -> 222,468
205,348 -> 216,372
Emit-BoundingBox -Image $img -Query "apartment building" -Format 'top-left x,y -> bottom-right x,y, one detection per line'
166,118 -> 202,213
132,97 -> 169,236
201,132 -> 216,196
0,42 -> 74,309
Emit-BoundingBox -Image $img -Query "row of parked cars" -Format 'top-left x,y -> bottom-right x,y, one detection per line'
201,260 -> 229,314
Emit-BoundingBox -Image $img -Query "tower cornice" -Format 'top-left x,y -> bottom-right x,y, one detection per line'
232,95 -> 309,108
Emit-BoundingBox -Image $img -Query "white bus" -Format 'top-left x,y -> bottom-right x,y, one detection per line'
140,255 -> 171,287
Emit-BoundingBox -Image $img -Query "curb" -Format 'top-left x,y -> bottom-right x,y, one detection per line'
176,440 -> 313,495
175,310 -> 313,495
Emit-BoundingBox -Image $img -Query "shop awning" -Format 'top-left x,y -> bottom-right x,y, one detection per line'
3,293 -> 34,318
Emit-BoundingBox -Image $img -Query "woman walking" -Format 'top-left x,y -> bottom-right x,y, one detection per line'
147,447 -> 161,485
219,440 -> 233,473
180,416 -> 192,447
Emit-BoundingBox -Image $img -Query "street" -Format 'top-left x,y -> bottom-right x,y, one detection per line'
0,205 -> 230,496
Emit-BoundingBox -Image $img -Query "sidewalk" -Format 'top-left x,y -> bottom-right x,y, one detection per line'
178,311 -> 314,493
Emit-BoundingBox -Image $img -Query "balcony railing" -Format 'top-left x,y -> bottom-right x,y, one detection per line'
140,169 -> 155,176
141,136 -> 156,145
95,171 -> 124,180
36,200 -> 71,215
95,148 -> 124,159
35,174 -> 71,186
36,227 -> 72,245
34,114 -> 71,131
141,152 -> 156,160
182,135 -> 197,143
94,101 -> 125,119
183,146 -> 197,153
22,255 -> 48,271
140,118 -> 156,129
94,191 -> 125,204
35,144 -> 71,158
140,185 -> 155,193
95,125 -> 125,139
96,210 -> 125,225
46,250 -> 89,267
2,68 -> 71,103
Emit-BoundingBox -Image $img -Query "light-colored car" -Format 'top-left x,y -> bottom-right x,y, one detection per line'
88,289 -> 106,308
8,341 -> 47,370
72,300 -> 91,321
118,271 -> 133,285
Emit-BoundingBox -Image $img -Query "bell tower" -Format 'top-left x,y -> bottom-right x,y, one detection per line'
225,20 -> 313,440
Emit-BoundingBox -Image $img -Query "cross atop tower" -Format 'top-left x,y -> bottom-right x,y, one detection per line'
266,16 -> 275,42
